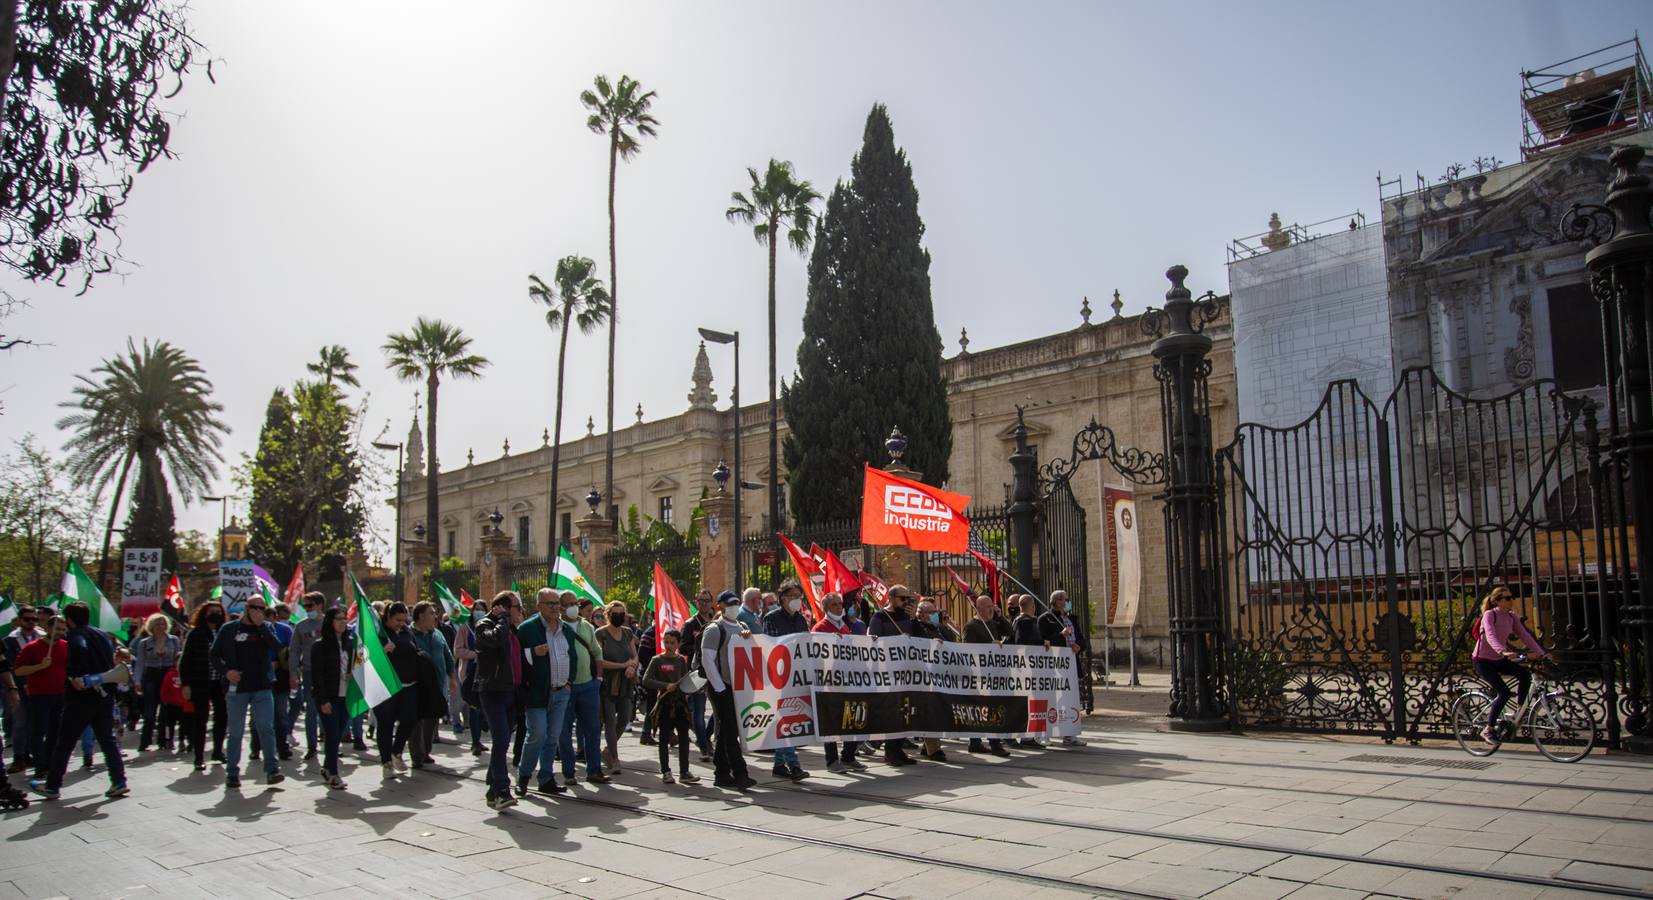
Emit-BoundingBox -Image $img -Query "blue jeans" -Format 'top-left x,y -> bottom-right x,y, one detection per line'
773,747 -> 800,770
559,680 -> 603,778
689,690 -> 711,753
518,688 -> 571,786
226,688 -> 279,777
480,690 -> 513,797
299,673 -> 319,752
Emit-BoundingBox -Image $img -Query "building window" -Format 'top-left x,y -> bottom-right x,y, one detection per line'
659,496 -> 674,526
516,516 -> 530,556
446,530 -> 455,559
1548,283 -> 1606,391
560,512 -> 572,549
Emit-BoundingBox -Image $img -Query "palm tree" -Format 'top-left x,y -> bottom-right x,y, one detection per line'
382,318 -> 490,554
56,339 -> 229,585
306,345 -> 360,388
529,255 -> 611,554
726,159 -> 820,586
580,73 -> 658,521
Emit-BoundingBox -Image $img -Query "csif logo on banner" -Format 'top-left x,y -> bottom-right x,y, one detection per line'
882,485 -> 955,532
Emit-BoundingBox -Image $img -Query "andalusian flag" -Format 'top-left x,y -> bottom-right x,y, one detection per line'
0,594 -> 15,638
345,572 -> 403,718
432,579 -> 468,623
62,559 -> 128,639
258,579 -> 281,615
552,545 -> 604,607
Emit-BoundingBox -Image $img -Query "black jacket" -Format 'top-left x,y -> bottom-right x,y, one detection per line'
382,627 -> 421,685
911,618 -> 945,641
310,633 -> 356,704
179,625 -> 219,687
472,612 -> 518,693
1011,613 -> 1044,646
963,613 -> 1014,644
209,620 -> 280,692
868,607 -> 913,638
1037,610 -> 1070,649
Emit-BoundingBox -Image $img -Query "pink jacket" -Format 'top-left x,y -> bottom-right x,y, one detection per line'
1473,607 -> 1543,661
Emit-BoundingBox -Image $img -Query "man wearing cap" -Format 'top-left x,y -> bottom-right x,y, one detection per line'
702,590 -> 754,790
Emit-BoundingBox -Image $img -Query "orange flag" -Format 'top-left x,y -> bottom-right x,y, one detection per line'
775,534 -> 825,620
651,562 -> 693,654
860,464 -> 971,552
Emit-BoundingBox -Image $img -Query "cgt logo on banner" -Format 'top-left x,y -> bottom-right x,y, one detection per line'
731,632 -> 1081,750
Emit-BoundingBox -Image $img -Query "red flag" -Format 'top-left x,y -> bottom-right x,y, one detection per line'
162,575 -> 185,620
459,588 -> 476,609
283,567 -> 305,607
944,565 -> 975,598
859,571 -> 889,608
811,544 -> 861,595
651,562 -> 693,654
966,548 -> 1001,602
860,464 -> 971,552
776,534 -> 825,620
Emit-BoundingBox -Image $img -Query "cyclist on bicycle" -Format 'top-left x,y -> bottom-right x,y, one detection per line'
1472,587 -> 1545,745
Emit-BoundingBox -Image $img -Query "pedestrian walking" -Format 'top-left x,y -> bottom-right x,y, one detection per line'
34,602 -> 129,800
12,614 -> 66,782
812,592 -> 865,773
131,614 -> 181,752
208,596 -> 284,789
473,591 -> 524,810
558,592 -> 608,785
702,591 -> 753,790
310,607 -> 354,790
372,602 -> 420,779
515,589 -> 573,797
640,629 -> 700,784
409,602 -> 455,768
290,592 -> 324,761
597,605 -> 638,774
763,580 -> 812,781
178,601 -> 227,771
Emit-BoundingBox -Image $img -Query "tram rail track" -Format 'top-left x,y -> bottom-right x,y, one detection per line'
443,762 -> 1653,898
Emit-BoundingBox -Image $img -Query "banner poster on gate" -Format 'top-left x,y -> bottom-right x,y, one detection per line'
1104,486 -> 1141,627
218,560 -> 257,614
729,633 -> 1082,750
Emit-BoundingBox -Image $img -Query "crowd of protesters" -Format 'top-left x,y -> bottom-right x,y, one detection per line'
0,581 -> 1085,810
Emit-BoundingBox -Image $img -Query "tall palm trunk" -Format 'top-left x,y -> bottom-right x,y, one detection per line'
95,450 -> 135,586
550,302 -> 573,554
766,214 -> 780,589
425,369 -> 440,554
603,127 -> 619,523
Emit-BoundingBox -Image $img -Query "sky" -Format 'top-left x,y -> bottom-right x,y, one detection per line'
1,0 -> 1646,556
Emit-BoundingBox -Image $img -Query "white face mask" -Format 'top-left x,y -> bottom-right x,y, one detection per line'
561,607 -> 579,622
721,606 -> 740,622
826,611 -> 843,625
786,598 -> 803,614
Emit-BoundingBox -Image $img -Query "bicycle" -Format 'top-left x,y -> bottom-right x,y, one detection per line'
1451,656 -> 1596,763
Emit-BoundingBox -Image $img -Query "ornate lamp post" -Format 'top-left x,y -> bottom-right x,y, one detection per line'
1566,145 -> 1653,753
585,487 -> 602,517
489,507 -> 504,535
1146,265 -> 1227,731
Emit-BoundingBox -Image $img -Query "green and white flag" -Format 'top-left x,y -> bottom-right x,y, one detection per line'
432,579 -> 467,623
62,559 -> 127,640
0,594 -> 15,638
552,545 -> 605,607
345,572 -> 403,718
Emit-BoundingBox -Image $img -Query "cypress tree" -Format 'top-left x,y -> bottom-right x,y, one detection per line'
783,104 -> 951,524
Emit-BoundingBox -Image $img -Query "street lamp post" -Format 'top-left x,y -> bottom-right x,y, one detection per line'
372,441 -> 406,584
698,327 -> 746,591
201,495 -> 233,562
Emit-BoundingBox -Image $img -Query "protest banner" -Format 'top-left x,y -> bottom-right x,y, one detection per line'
218,560 -> 257,614
120,547 -> 163,617
729,632 -> 1081,750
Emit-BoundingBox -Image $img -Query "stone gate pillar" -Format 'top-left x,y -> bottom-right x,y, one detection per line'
404,541 -> 433,608
576,505 -> 619,593
1149,265 -> 1227,732
699,466 -> 742,597
479,527 -> 513,602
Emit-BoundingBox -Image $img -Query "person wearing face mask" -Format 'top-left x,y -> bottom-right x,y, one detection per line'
178,601 -> 229,772
911,599 -> 950,762
811,593 -> 865,774
1038,591 -> 1086,747
761,581 -> 812,781
702,591 -> 754,790
289,592 -> 324,762
208,595 -> 285,789
842,593 -> 868,635
679,598 -> 716,762
557,591 -> 609,786
736,588 -> 763,633
596,603 -> 638,774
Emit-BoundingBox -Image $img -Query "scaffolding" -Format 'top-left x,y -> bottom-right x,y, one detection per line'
1521,35 -> 1652,160
1227,212 -> 1366,263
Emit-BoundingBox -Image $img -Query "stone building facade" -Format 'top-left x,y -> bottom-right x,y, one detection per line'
396,293 -> 1236,640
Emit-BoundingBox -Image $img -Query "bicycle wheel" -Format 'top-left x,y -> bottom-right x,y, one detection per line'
1451,691 -> 1499,757
1530,692 -> 1596,763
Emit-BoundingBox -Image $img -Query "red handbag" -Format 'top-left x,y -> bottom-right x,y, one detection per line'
160,668 -> 194,713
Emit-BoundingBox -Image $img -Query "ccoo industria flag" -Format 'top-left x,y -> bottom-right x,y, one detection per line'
859,465 -> 971,552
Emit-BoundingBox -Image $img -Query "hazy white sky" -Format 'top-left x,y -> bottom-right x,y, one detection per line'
1,0 -> 1645,550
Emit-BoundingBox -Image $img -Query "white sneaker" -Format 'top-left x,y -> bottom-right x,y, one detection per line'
381,763 -> 395,780
392,755 -> 408,772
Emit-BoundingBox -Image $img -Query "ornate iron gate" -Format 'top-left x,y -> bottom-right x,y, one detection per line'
1218,367 -> 1625,743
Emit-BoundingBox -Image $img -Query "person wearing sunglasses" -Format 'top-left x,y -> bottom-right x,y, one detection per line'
208,597 -> 285,789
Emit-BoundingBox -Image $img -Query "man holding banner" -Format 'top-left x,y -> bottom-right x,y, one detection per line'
701,591 -> 753,791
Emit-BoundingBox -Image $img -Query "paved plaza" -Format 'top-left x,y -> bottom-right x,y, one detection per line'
1,681 -> 1650,900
